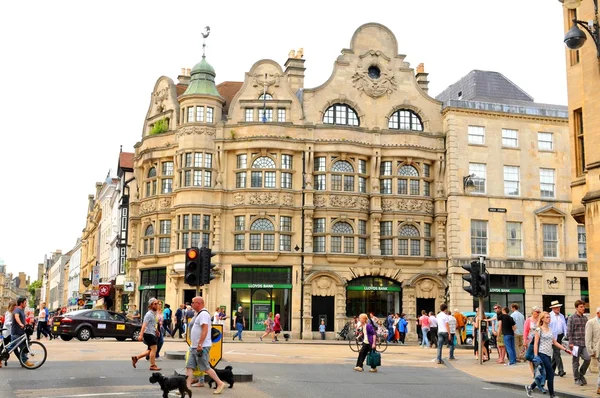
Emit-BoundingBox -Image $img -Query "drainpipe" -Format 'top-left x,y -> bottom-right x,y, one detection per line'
299,151 -> 306,339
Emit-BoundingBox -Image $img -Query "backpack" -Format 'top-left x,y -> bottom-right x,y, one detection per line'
164,308 -> 172,322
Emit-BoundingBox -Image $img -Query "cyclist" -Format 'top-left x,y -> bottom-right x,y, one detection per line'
10,297 -> 33,367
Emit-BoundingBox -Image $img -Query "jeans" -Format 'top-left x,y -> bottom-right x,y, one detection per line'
156,328 -> 164,358
448,333 -> 456,359
530,353 -> 554,395
551,333 -> 564,373
36,321 -> 49,339
437,332 -> 448,362
175,321 -> 184,338
356,343 -> 375,369
421,328 -> 429,347
233,322 -> 243,341
504,334 -> 516,365
387,327 -> 394,342
9,334 -> 27,362
572,345 -> 591,381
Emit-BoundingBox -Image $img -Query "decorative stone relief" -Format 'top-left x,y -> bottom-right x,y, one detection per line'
359,197 -> 369,211
312,276 -> 336,297
352,50 -> 398,98
416,279 -> 439,299
153,86 -> 169,114
397,199 -> 423,212
213,212 -> 221,250
314,195 -> 327,208
381,199 -> 434,213
249,192 -> 278,205
330,195 -> 357,208
437,220 -> 446,252
176,126 -> 216,137
140,200 -> 157,214
233,193 -> 245,205
251,72 -> 281,88
382,199 -> 393,211
281,194 -> 293,207
158,198 -> 171,210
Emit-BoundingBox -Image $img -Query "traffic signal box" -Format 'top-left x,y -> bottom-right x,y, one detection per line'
200,247 -> 217,285
185,247 -> 200,286
461,260 -> 490,298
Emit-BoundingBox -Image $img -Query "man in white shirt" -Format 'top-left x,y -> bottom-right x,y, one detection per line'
186,296 -> 225,394
549,300 -> 568,377
436,304 -> 449,364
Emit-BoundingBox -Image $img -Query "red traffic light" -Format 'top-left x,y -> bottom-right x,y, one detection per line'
187,248 -> 198,259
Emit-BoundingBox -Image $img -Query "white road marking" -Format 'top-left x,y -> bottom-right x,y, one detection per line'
41,394 -> 128,398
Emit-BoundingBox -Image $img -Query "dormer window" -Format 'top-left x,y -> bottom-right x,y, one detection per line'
388,109 -> 423,131
323,104 -> 359,126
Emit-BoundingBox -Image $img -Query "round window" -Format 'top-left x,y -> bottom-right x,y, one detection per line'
368,65 -> 381,79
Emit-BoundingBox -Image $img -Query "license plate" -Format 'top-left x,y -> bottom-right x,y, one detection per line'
116,324 -> 125,331
53,326 -> 57,332
54,322 -> 60,326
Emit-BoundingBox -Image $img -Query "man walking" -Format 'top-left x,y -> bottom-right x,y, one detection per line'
549,300 -> 567,377
447,310 -> 457,360
162,304 -> 173,338
174,304 -> 184,338
510,303 -> 525,361
453,309 -> 466,345
11,297 -> 33,367
132,297 -> 161,371
567,300 -> 591,386
436,304 -> 449,364
186,296 -> 225,394
584,306 -> 600,395
498,306 -> 517,365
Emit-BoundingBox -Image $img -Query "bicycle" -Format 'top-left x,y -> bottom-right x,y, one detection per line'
0,325 -> 47,370
349,330 -> 388,353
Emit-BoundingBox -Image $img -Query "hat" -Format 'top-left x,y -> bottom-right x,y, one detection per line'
148,297 -> 157,305
549,300 -> 563,308
454,309 -> 459,313
532,306 -> 541,312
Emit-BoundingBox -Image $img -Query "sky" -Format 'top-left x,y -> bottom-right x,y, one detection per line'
0,0 -> 569,280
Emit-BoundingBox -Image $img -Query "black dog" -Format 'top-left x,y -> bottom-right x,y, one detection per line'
206,365 -> 235,389
149,372 -> 192,398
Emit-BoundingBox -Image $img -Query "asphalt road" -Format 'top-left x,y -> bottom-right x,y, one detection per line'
0,359 -> 524,398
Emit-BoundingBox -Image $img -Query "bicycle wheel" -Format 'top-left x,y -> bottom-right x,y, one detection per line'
377,336 -> 388,353
19,341 -> 47,370
349,337 -> 360,352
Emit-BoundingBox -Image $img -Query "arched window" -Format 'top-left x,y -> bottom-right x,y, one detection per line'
143,225 -> 155,255
398,164 -> 423,196
398,224 -> 421,256
331,160 -> 355,191
323,104 -> 359,126
251,156 -> 276,188
331,222 -> 355,253
146,167 -> 157,197
259,93 -> 273,100
249,218 -> 275,251
388,109 -> 423,131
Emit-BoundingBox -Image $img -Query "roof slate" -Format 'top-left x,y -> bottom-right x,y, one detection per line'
435,70 -> 534,103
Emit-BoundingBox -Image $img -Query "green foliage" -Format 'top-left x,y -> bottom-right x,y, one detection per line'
230,129 -> 236,139
150,118 -> 169,135
28,280 -> 42,298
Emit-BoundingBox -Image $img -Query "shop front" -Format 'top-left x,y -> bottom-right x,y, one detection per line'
230,266 -> 291,332
473,275 -> 525,312
138,268 -> 166,314
346,277 -> 402,318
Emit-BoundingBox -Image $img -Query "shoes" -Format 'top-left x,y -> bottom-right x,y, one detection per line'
437,360 -> 444,364
353,366 -> 363,372
25,361 -> 34,367
575,379 -> 583,385
449,357 -> 456,361
369,368 -> 377,372
596,386 -> 600,395
558,371 -> 566,377
213,384 -> 225,394
131,356 -> 138,369
149,365 -> 161,371
580,376 -> 587,385
260,337 -> 262,341
525,385 -> 533,398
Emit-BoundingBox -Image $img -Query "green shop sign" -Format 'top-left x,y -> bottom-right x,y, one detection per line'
489,288 -> 525,294
346,286 -> 402,292
138,284 -> 166,291
230,284 -> 292,289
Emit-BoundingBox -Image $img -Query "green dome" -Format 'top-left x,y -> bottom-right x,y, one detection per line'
183,55 -> 222,98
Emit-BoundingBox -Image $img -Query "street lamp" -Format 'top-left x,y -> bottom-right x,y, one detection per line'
562,0 -> 600,58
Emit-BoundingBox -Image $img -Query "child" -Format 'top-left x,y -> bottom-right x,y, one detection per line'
319,320 -> 326,340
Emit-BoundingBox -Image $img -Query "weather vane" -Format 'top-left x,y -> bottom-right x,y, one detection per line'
202,26 -> 210,57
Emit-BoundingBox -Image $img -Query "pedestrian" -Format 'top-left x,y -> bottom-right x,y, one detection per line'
567,299 -> 591,386
213,307 -> 222,325
510,303 -> 525,361
353,313 -> 378,373
174,304 -> 184,338
436,303 -> 450,364
525,311 -> 571,398
131,297 -> 161,371
185,296 -> 225,394
524,306 -> 542,375
497,306 -> 517,366
319,319 -> 326,340
386,313 -> 394,343
0,301 -> 16,368
232,306 -> 245,341
131,304 -> 141,322
398,313 -> 408,345
218,308 -> 227,325
419,310 -> 430,348
273,313 -> 282,341
447,310 -> 457,360
36,302 -> 51,340
155,301 -> 165,359
260,312 -> 275,342
428,311 -> 438,348
473,308 -> 490,361
162,304 -> 173,338
10,297 -> 32,367
453,309 -> 466,345
392,314 -> 400,343
548,300 -> 567,377
584,306 -> 600,395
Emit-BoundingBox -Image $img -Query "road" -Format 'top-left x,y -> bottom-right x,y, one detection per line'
0,338 -> 545,398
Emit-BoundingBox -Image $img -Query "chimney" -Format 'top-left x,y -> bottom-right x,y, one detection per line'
88,194 -> 95,213
415,63 -> 429,93
95,182 -> 102,199
177,67 -> 190,86
284,48 -> 306,93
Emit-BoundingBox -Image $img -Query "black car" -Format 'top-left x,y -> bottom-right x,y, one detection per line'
53,309 -> 141,342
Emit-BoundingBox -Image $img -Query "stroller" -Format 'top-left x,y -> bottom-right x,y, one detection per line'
337,321 -> 353,340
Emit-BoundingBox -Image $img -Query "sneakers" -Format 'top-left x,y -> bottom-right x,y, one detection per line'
580,376 -> 587,385
369,368 -> 377,373
558,370 -> 566,377
353,366 -> 363,372
525,385 -> 533,398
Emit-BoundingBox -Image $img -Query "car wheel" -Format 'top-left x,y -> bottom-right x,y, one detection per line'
115,337 -> 126,342
132,329 -> 140,341
77,327 -> 92,342
60,335 -> 73,341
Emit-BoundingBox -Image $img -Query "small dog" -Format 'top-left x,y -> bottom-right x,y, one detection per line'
149,372 -> 192,398
206,365 -> 235,389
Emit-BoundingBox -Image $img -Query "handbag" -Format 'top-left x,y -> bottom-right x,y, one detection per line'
525,328 -> 541,362
366,349 -> 381,367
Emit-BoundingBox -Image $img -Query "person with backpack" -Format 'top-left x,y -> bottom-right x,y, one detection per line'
162,304 -> 173,338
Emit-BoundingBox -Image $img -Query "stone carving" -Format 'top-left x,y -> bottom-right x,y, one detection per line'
359,197 -> 369,211
140,200 -> 157,214
233,193 -> 245,205
249,192 -> 278,205
381,199 -> 434,213
158,198 -> 171,210
282,194 -> 293,207
252,72 -> 281,88
314,195 -> 327,208
176,126 -> 216,137
330,195 -> 357,208
416,278 -> 439,299
382,199 -> 393,211
352,51 -> 398,98
312,276 -> 336,297
422,201 -> 434,213
437,220 -> 447,252
153,86 -> 169,114
397,199 -> 422,212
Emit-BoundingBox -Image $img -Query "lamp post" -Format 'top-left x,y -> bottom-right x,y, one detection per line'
562,0 -> 600,58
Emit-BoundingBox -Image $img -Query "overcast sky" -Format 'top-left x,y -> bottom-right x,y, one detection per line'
0,0 -> 569,280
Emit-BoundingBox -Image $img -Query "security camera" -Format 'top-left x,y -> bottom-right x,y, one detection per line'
564,24 -> 587,50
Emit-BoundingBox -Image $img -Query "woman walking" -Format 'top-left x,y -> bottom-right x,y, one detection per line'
525,311 -> 571,398
524,306 -> 542,376
273,313 -> 282,341
0,301 -> 16,368
155,301 -> 165,359
419,310 -> 430,348
354,313 -> 378,372
260,312 -> 275,342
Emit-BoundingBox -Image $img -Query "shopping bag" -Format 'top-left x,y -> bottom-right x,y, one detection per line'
366,350 -> 381,367
184,350 -> 206,378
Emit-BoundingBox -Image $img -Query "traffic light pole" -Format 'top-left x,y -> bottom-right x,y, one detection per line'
478,296 -> 484,365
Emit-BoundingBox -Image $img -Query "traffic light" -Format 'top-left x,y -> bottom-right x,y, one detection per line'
478,261 -> 490,298
462,260 -> 481,297
200,247 -> 217,285
184,247 -> 200,286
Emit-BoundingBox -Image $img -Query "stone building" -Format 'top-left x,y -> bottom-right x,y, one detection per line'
126,22 -> 583,339
560,0 -> 599,313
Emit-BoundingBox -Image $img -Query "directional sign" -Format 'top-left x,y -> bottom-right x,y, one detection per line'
186,323 -> 223,367
90,289 -> 99,301
92,265 -> 100,287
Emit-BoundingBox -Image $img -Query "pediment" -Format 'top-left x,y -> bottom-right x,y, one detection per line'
534,205 -> 567,218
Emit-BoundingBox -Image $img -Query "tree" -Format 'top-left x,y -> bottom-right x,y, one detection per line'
28,280 -> 43,307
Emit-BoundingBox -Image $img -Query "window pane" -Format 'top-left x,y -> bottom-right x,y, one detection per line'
504,166 -> 520,196
192,215 -> 201,229
315,175 -> 326,190
237,154 -> 247,169
314,236 -> 325,252
278,108 -> 286,122
410,180 -> 420,195
235,235 -> 245,250
381,239 -> 392,255
578,225 -> 586,259
161,179 -> 173,193
380,221 -> 392,236
398,239 -> 408,255
251,171 -> 263,187
280,235 -> 291,251
358,238 -> 367,254
506,222 -> 522,257
543,224 -> 558,257
359,160 -> 367,174
265,171 -> 276,188
314,218 -> 326,233
468,126 -> 485,144
281,172 -> 292,189
471,220 -> 488,255
204,171 -> 212,187
250,234 -> 261,250
280,216 -> 292,232
194,153 -> 202,168
359,177 -> 366,193
540,168 -> 555,198
424,241 -> 431,256
469,163 -> 486,194
314,157 -> 326,172
159,237 -> 170,253
398,179 -> 407,195
263,234 -> 275,250
331,175 -> 342,191
344,236 -> 354,253
331,236 -> 341,253
205,153 -> 213,168
193,170 -> 202,186
236,172 -> 246,188
203,215 -> 210,230
206,107 -> 214,123
191,233 -> 200,247
344,176 -> 354,191
538,132 -> 553,151
380,161 -> 392,176
358,220 -> 367,235
281,154 -> 292,169
381,179 -> 391,194
235,216 -> 245,231
502,129 -> 518,147
159,220 -> 171,234
245,109 -> 253,122
253,156 -> 276,168
162,162 -> 174,176
410,240 -> 420,256
196,106 -> 204,122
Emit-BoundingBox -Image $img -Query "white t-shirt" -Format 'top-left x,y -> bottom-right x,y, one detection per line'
429,315 -> 438,328
191,309 -> 213,348
436,312 -> 449,333
213,311 -> 222,325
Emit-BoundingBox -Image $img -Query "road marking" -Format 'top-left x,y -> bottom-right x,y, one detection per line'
99,377 -> 106,379
41,394 -> 128,398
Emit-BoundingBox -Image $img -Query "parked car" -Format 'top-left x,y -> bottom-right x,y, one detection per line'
462,311 -> 496,345
53,309 -> 141,342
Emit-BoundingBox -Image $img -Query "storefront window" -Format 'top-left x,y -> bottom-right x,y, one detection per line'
139,268 -> 166,314
346,277 -> 401,318
476,274 -> 525,312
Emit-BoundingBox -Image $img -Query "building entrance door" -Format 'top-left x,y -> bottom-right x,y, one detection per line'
543,295 -> 565,316
312,296 -> 334,331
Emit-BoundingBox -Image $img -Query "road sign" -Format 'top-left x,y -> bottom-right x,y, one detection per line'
488,208 -> 507,213
90,289 -> 99,301
92,265 -> 100,287
186,323 -> 223,367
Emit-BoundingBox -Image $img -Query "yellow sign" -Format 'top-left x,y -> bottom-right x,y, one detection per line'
53,326 -> 57,332
116,324 -> 125,330
186,323 -> 223,368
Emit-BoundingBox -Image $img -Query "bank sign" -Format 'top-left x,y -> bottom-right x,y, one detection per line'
346,286 -> 402,292
230,284 -> 292,289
